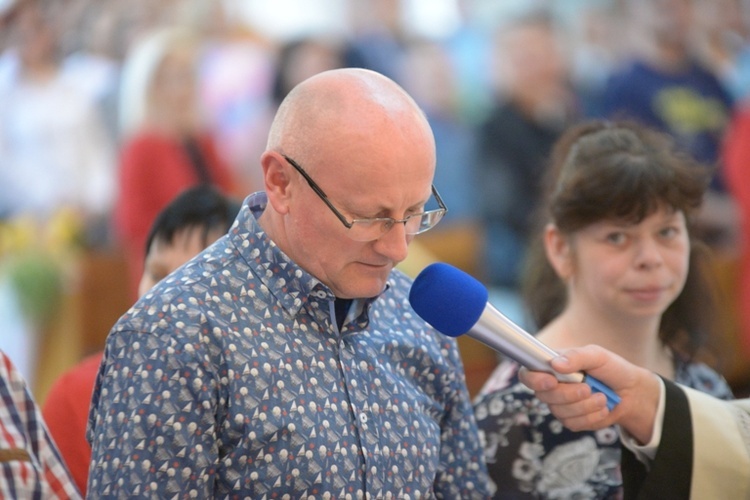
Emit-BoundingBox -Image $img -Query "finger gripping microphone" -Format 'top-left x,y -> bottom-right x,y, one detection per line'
409,262 -> 619,410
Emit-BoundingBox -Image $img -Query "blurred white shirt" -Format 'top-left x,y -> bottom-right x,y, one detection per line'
0,66 -> 115,219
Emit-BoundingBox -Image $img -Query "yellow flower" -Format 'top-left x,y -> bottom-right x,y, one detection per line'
0,215 -> 36,256
1,209 -> 85,327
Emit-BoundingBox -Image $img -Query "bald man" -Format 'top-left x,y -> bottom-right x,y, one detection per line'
86,69 -> 489,498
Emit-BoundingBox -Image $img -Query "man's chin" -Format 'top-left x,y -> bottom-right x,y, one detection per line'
333,264 -> 392,299
337,278 -> 389,300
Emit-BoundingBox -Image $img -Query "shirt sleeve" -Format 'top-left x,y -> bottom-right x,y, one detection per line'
433,337 -> 490,499
0,351 -> 81,499
86,330 -> 220,497
620,378 -> 693,499
619,377 -> 666,467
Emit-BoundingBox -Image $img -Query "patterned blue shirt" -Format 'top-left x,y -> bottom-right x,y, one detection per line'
87,192 -> 489,498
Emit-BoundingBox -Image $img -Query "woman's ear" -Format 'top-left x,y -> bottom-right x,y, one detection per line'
261,152 -> 293,215
544,223 -> 573,281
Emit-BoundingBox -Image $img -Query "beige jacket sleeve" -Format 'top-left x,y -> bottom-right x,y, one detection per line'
622,381 -> 750,499
683,387 -> 750,499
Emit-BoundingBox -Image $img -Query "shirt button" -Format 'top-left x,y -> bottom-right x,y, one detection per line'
359,413 -> 368,424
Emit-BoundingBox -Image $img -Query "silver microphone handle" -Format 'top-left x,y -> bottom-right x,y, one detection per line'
470,303 -> 584,383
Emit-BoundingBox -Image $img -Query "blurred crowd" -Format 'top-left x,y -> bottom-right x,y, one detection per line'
2,0 -> 750,396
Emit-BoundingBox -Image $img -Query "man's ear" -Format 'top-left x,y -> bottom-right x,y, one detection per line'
261,152 -> 294,215
543,223 -> 573,281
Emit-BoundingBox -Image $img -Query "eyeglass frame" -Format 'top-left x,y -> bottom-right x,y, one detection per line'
281,154 -> 448,241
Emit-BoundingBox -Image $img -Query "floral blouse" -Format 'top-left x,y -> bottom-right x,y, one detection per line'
473,356 -> 735,499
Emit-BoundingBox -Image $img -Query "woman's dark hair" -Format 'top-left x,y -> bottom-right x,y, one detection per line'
143,185 -> 241,257
522,119 -> 717,359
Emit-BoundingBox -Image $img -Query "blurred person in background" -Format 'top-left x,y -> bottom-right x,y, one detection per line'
566,1 -> 627,118
42,185 -> 241,495
690,0 -> 750,103
476,9 -> 578,292
0,0 -> 116,385
0,349 -> 81,498
0,0 -> 115,227
473,120 -> 734,498
721,104 -> 750,371
599,0 -> 738,252
58,0 -> 126,145
181,0 -> 276,194
113,26 -> 241,300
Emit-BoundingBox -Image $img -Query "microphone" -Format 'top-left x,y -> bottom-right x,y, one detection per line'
409,262 -> 619,410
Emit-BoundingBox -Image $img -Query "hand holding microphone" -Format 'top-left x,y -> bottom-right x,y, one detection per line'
409,262 -> 620,410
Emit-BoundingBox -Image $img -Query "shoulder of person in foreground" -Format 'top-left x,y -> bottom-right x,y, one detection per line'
0,350 -> 82,499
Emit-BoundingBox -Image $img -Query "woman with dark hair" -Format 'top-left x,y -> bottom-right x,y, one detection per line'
473,120 -> 734,499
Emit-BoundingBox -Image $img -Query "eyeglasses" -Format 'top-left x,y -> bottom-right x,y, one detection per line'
282,154 -> 447,242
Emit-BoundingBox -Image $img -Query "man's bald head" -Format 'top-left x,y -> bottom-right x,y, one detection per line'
266,68 -> 433,165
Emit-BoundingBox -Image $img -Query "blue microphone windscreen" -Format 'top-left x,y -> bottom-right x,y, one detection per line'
409,262 -> 488,337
